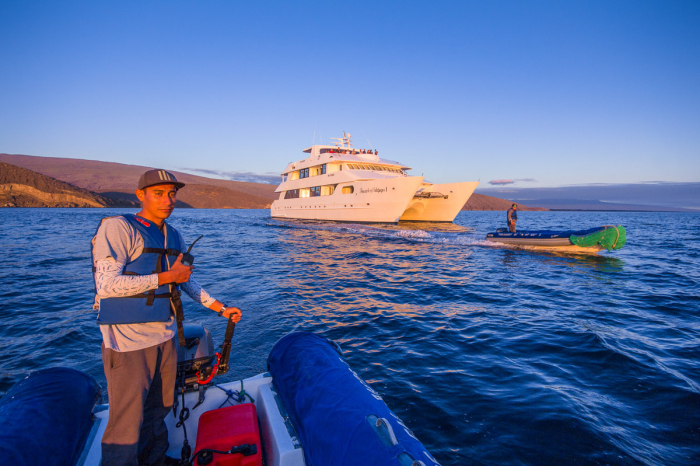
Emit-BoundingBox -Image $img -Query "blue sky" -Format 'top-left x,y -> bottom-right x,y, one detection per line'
1,1 -> 699,190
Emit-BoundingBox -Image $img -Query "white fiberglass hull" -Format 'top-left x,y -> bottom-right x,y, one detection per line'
81,374 -> 305,466
400,181 -> 479,222
271,176 -> 424,223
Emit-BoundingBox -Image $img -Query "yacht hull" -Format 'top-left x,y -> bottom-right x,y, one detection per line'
400,181 -> 479,222
271,176 -> 424,223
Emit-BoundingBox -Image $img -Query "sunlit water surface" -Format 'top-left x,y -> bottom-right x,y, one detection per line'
1,209 -> 698,465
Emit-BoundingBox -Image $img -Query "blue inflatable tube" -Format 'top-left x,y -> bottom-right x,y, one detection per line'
267,332 -> 440,466
0,368 -> 101,466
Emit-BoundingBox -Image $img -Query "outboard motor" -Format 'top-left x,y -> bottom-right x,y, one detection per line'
176,323 -> 216,391
173,317 -> 237,464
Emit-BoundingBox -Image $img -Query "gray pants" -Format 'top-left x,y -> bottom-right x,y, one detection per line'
101,338 -> 177,466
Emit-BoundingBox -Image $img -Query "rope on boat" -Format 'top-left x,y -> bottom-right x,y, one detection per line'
611,226 -> 620,250
214,380 -> 255,409
175,372 -> 192,463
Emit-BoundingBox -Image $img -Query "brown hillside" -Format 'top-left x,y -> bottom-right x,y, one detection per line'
462,193 -> 547,211
0,154 -> 278,207
0,161 -> 136,208
175,184 -> 272,209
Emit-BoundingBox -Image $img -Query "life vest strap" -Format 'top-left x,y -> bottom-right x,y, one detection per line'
142,247 -> 181,256
170,288 -> 187,347
121,292 -> 173,299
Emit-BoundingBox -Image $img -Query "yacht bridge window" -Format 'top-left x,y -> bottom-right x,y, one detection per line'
303,164 -> 328,177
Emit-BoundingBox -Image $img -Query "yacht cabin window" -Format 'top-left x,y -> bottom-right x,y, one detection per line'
342,186 -> 354,194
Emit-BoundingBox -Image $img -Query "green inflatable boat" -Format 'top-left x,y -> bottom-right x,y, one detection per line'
486,225 -> 627,253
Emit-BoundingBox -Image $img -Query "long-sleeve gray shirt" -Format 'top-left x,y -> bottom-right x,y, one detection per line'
92,216 -> 217,352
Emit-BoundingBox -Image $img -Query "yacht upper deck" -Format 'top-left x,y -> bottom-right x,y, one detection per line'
281,132 -> 411,174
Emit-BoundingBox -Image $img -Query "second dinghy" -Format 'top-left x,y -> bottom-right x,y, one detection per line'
486,225 -> 627,253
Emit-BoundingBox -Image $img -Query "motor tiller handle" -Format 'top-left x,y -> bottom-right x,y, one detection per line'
216,317 -> 236,376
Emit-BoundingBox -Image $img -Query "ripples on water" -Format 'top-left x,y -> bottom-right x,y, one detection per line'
1,209 -> 699,465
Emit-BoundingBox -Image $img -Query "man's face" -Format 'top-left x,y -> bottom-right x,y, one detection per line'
136,184 -> 178,221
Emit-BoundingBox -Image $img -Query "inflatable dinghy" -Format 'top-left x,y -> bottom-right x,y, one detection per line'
0,329 -> 439,466
486,225 -> 626,253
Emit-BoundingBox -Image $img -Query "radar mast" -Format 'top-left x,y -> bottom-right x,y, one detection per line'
330,131 -> 354,149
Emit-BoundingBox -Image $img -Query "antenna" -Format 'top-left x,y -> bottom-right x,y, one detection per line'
359,128 -> 374,150
186,235 -> 204,254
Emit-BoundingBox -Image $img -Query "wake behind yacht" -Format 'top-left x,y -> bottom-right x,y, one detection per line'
270,132 -> 478,223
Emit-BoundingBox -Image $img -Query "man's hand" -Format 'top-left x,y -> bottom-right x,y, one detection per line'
158,254 -> 193,285
221,306 -> 242,323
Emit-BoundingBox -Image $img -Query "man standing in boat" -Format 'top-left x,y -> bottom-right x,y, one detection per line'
507,203 -> 518,232
91,169 -> 242,466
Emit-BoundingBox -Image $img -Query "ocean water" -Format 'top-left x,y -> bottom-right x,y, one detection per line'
1,208 -> 698,465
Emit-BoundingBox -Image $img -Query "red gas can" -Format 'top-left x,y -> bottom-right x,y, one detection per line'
193,403 -> 263,466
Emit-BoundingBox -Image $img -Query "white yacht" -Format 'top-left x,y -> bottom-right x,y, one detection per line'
270,132 -> 479,223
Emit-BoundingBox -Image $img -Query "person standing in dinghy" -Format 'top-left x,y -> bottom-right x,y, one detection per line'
507,203 -> 518,232
91,169 -> 242,466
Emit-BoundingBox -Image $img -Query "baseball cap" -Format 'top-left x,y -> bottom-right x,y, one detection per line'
137,169 -> 186,190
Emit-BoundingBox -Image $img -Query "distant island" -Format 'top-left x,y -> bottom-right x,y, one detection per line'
0,153 -> 543,211
1,161 -> 137,208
